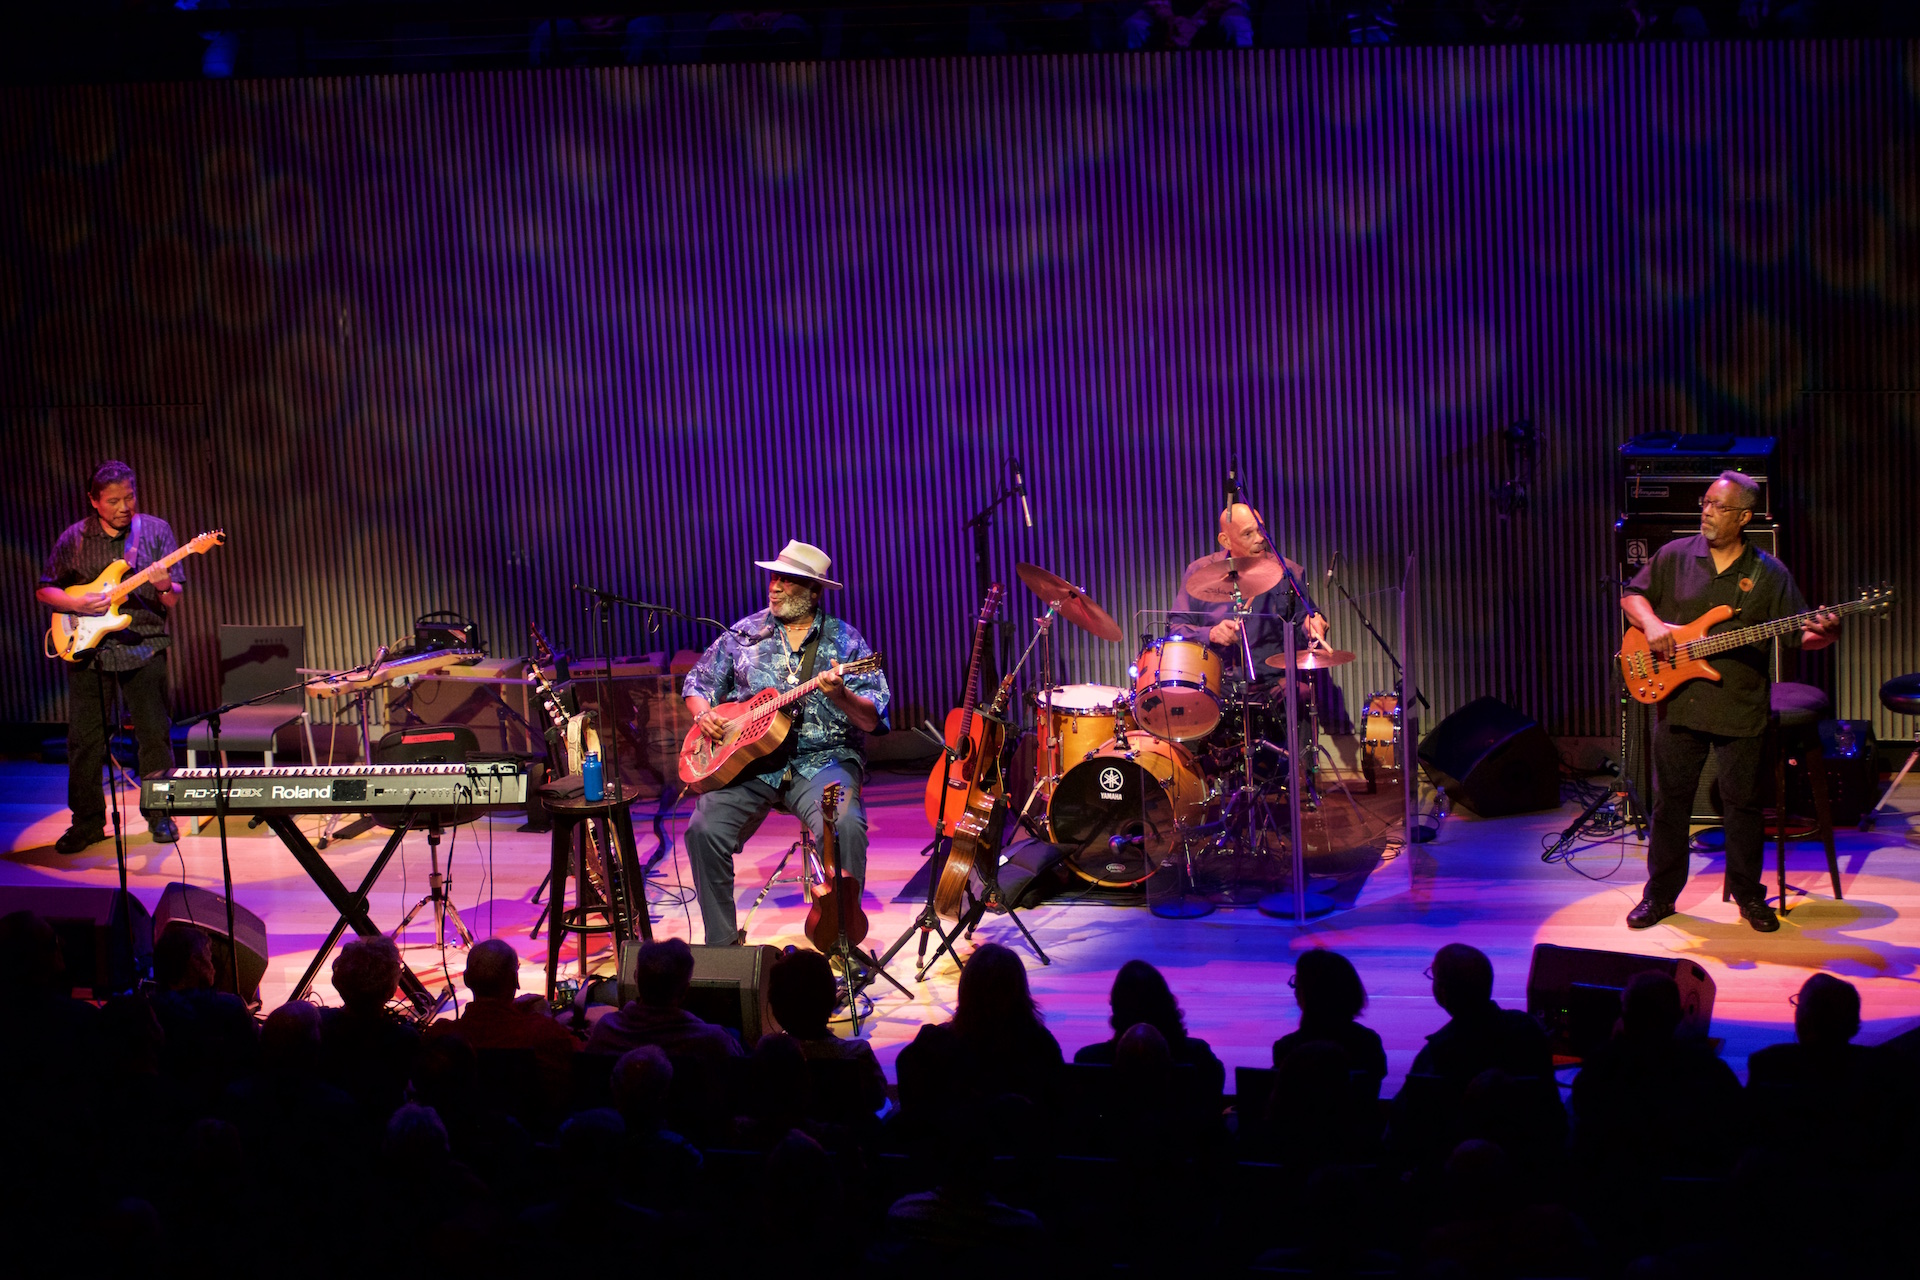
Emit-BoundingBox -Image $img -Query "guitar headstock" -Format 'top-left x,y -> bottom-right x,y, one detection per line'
1859,584 -> 1897,617
187,529 -> 225,554
529,623 -> 556,665
980,582 -> 1005,621
842,653 -> 884,677
821,782 -> 844,822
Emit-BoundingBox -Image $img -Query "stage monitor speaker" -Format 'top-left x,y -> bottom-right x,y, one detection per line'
154,882 -> 268,1003
619,941 -> 783,1046
1527,943 -> 1715,1058
1417,696 -> 1561,817
0,885 -> 153,996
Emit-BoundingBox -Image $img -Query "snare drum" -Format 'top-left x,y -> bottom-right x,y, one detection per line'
1362,691 -> 1401,787
1132,637 -> 1224,742
1036,684 -> 1132,780
1048,738 -> 1215,887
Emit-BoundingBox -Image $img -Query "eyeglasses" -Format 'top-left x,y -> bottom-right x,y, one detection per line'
1697,497 -> 1753,515
1422,963 -> 1435,981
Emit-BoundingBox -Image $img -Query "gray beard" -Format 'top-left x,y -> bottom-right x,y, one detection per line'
770,592 -> 818,624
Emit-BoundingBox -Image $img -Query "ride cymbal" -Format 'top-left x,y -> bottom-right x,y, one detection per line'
1262,647 -> 1357,671
1182,554 -> 1294,604
1015,562 -> 1123,642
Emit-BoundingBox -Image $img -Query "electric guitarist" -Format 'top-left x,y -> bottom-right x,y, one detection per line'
681,540 -> 890,946
36,461 -> 189,853
1619,470 -> 1840,933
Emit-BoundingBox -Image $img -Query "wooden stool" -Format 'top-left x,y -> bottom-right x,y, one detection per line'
1766,681 -> 1841,914
544,784 -> 653,1001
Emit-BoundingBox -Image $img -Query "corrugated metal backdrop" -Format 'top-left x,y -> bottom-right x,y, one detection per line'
2,44 -> 1917,744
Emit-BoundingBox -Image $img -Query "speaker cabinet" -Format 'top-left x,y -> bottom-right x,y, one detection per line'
1526,943 -> 1716,1058
619,941 -> 783,1046
1416,696 -> 1560,817
0,885 -> 153,996
154,882 -> 268,1003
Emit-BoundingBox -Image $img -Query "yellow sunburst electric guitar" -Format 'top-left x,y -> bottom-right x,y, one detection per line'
46,529 -> 225,662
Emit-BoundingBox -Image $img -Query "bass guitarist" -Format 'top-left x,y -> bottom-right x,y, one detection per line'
1620,471 -> 1838,933
683,540 -> 889,946
36,461 -> 185,853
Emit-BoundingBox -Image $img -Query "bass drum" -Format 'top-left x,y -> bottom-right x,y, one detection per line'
1048,740 -> 1214,888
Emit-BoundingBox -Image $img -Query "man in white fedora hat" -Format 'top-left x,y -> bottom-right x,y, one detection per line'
681,539 -> 890,945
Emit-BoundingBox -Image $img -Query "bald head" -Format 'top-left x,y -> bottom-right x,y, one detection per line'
463,938 -> 520,999
1217,503 -> 1269,558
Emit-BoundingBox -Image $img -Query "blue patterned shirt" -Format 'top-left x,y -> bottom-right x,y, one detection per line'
681,609 -> 890,785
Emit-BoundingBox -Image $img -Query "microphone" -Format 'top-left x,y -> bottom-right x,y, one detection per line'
1226,454 -> 1238,508
734,622 -> 779,644
1327,551 -> 1339,587
1109,832 -> 1145,851
1012,458 -> 1033,528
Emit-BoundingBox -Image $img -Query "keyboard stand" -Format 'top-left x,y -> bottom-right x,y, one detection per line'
276,812 -> 443,1020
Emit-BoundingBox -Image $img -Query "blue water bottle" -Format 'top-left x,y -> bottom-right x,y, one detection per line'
582,751 -> 604,802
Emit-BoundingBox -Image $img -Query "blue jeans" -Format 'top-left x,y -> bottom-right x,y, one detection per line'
685,760 -> 869,945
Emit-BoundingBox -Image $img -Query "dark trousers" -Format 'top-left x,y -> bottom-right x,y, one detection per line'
684,761 -> 868,946
67,653 -> 173,827
1647,721 -> 1766,904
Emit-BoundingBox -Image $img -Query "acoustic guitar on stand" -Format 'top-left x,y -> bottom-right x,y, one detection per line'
925,583 -> 1005,835
47,529 -> 225,661
677,653 -> 885,793
1618,586 -> 1894,704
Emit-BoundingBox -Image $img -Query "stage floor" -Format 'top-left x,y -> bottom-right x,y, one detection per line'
6,761 -> 1920,1089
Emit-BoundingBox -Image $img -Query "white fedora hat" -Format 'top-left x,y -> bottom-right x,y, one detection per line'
754,539 -> 842,591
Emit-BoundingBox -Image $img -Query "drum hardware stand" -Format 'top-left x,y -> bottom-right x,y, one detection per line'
964,464 -> 1030,689
877,724 -> 969,981
733,826 -> 815,943
1327,552 -> 1437,841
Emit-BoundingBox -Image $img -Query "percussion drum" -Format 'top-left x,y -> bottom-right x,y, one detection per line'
1049,739 -> 1215,887
1132,637 -> 1224,742
1362,691 -> 1401,789
1036,684 -> 1132,780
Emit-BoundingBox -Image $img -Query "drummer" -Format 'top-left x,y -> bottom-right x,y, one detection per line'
1169,502 -> 1329,680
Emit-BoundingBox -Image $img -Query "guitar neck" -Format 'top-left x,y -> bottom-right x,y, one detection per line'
956,615 -> 990,734
111,541 -> 197,600
1686,598 -> 1875,658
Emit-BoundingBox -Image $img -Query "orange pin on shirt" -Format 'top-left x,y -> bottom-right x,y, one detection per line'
1738,577 -> 1754,592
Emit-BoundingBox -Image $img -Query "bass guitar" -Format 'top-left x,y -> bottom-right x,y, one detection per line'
677,652 -> 885,793
804,783 -> 869,952
47,528 -> 225,661
925,583 -> 1005,835
1618,586 -> 1894,704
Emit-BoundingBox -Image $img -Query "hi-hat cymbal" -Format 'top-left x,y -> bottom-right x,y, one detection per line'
1015,562 -> 1123,643
1263,647 -> 1357,672
1182,554 -> 1296,604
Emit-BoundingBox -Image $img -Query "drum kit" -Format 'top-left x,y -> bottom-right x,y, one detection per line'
1001,559 -> 1401,895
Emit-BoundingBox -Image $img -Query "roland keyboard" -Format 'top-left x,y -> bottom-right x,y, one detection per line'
141,761 -> 530,814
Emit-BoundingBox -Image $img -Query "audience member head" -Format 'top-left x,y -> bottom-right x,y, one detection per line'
1794,972 -> 1861,1049
557,1108 -> 627,1186
767,948 -> 836,1038
99,993 -> 166,1077
0,910 -> 64,997
332,935 -> 403,1015
632,937 -> 695,1009
462,938 -> 519,1000
745,1031 -> 810,1127
383,1102 -> 450,1168
259,1001 -> 323,1077
895,1021 -> 972,1124
1113,1021 -> 1173,1092
1620,971 -> 1683,1042
762,1130 -> 841,1236
953,942 -> 1041,1042
1292,948 -> 1366,1026
153,925 -> 217,993
1441,1138 -> 1515,1219
609,1044 -> 673,1131
1430,944 -> 1494,1016
1107,959 -> 1185,1042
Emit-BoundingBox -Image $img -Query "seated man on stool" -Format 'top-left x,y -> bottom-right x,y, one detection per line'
680,540 -> 889,946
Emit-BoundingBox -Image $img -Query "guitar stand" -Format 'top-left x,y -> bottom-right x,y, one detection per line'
917,798 -> 1050,978
873,834 -> 968,983
391,818 -> 474,951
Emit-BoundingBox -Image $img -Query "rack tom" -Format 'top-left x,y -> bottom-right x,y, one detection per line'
1036,684 -> 1132,780
1131,637 -> 1224,742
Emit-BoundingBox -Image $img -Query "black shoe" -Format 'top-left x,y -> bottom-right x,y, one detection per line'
1626,895 -> 1676,929
55,825 -> 106,855
149,814 -> 180,845
1735,897 -> 1780,932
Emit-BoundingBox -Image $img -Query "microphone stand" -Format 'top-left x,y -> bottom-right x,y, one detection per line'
172,676 -> 316,999
963,479 -> 1026,688
1328,568 -> 1429,714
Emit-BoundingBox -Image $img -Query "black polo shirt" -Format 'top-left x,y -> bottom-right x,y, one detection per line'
1624,533 -> 1808,738
39,513 -> 181,672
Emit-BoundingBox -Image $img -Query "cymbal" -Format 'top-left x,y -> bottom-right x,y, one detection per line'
1182,554 -> 1296,604
1263,647 -> 1357,672
1015,562 -> 1123,643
